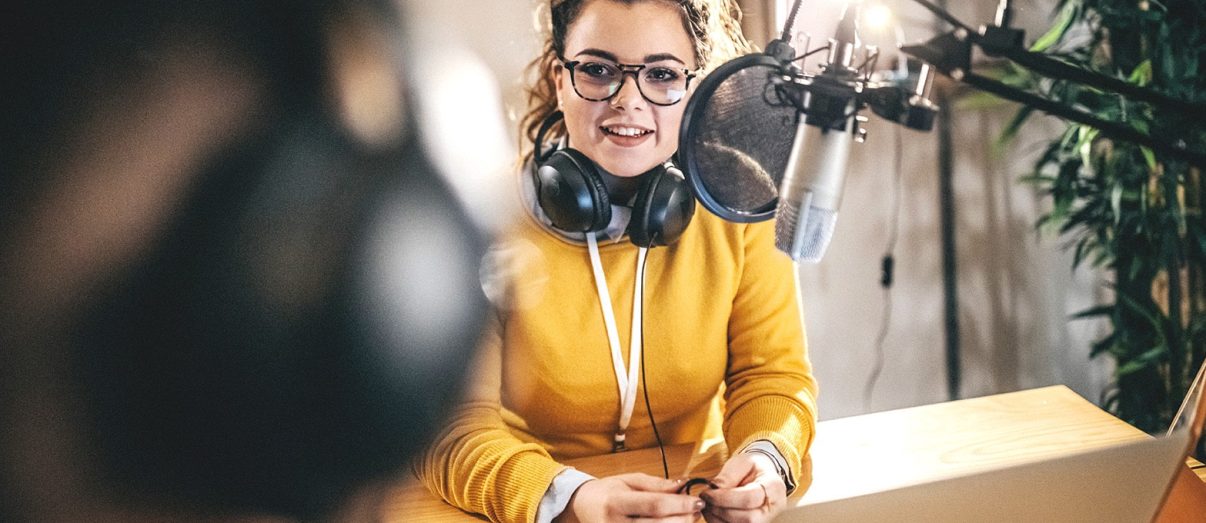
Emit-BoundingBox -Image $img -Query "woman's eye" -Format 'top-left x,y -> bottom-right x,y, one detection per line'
581,63 -> 616,79
644,67 -> 681,83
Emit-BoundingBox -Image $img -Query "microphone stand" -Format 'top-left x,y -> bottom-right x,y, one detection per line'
772,0 -> 959,399
933,0 -> 961,402
768,0 -> 1206,402
896,0 -> 1206,401
902,0 -> 1206,168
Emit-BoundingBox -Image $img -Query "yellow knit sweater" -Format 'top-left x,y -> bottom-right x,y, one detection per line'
415,199 -> 818,523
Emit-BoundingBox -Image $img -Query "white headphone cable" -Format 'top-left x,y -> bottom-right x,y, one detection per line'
586,234 -> 647,451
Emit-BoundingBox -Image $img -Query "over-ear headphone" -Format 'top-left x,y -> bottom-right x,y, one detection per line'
6,2 -> 489,520
532,111 -> 695,248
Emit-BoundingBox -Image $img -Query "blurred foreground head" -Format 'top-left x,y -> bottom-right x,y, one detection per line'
0,0 -> 488,520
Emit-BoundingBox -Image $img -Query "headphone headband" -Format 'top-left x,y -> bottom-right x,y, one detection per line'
534,110 -> 565,164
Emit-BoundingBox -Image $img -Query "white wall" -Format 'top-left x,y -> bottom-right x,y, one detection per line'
409,0 -> 1115,421
404,0 -> 543,138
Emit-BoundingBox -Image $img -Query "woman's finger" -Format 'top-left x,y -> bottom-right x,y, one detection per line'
702,505 -> 735,523
699,482 -> 767,510
620,473 -> 688,493
629,513 -> 702,523
704,504 -> 766,523
615,491 -> 705,518
709,455 -> 757,491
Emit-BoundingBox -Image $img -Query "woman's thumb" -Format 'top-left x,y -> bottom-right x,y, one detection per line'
709,455 -> 755,488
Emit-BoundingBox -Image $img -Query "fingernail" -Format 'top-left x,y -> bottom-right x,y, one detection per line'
675,478 -> 685,484
694,499 -> 706,511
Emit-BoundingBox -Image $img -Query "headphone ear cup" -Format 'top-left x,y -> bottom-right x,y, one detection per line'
628,164 -> 696,247
535,148 -> 611,232
76,115 -> 489,519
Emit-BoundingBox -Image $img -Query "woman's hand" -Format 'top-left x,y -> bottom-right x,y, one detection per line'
699,453 -> 787,523
556,473 -> 704,523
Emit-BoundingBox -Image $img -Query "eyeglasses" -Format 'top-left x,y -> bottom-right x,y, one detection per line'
562,59 -> 697,106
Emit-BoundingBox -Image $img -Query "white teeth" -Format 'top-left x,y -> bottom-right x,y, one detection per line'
604,126 -> 651,137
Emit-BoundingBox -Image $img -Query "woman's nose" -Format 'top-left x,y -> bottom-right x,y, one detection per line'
609,74 -> 647,111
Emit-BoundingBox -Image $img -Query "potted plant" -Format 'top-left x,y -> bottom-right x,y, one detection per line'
1004,0 -> 1205,440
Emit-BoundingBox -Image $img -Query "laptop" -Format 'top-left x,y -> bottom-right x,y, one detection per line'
777,361 -> 1206,523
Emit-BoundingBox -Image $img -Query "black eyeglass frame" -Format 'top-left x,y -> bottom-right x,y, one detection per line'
561,59 -> 698,107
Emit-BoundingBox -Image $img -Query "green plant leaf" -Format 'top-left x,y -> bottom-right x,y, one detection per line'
1116,292 -> 1167,346
1072,235 -> 1091,267
1111,184 -> 1124,226
1071,304 -> 1114,320
1140,147 -> 1157,172
997,106 -> 1036,152
1031,2 -> 1079,52
1194,228 -> 1206,259
1018,173 -> 1057,185
1090,332 -> 1119,358
1117,344 -> 1168,377
1128,60 -> 1153,88
1076,126 -> 1099,171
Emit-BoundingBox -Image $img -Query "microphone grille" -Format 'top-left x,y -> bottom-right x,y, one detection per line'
776,205 -> 838,263
774,195 -> 801,252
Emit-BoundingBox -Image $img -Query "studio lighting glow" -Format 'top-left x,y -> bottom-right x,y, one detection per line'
863,2 -> 893,31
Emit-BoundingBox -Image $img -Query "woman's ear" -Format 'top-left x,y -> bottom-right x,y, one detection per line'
552,63 -> 565,109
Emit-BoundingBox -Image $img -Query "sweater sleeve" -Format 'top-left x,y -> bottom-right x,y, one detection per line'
721,220 -> 819,492
414,311 -> 568,523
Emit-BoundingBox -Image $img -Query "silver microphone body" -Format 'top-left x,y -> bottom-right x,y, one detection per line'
774,90 -> 857,262
678,1 -> 887,261
772,1 -> 861,262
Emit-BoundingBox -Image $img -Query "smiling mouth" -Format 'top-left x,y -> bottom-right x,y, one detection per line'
602,126 -> 653,138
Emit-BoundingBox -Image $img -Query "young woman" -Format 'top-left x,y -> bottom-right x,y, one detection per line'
416,1 -> 818,522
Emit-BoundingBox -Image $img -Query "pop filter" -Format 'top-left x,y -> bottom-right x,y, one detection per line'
679,53 -> 798,223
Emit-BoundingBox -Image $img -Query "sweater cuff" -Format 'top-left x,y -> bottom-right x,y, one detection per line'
536,468 -> 595,523
741,440 -> 796,494
725,397 -> 814,490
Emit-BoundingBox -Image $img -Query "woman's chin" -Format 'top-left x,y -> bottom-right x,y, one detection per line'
597,160 -> 662,178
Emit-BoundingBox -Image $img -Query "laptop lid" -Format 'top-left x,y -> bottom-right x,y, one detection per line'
777,361 -> 1206,523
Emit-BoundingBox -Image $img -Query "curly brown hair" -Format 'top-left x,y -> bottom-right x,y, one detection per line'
519,0 -> 752,162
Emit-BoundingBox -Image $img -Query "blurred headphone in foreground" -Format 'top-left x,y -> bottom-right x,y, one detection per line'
10,1 -> 492,519
532,111 -> 695,247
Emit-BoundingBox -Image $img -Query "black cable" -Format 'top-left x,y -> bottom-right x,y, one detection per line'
856,48 -> 880,79
638,268 -> 669,479
864,124 -> 905,410
791,45 -> 830,64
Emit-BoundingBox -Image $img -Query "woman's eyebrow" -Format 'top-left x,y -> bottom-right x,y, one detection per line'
574,48 -> 618,62
643,53 -> 686,65
573,48 -> 686,65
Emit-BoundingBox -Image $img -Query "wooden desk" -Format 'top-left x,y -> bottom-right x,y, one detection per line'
384,386 -> 1197,521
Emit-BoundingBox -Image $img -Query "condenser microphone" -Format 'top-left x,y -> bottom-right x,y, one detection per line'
773,3 -> 862,261
679,0 -> 934,262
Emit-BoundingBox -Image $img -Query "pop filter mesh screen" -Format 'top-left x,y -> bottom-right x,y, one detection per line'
682,58 -> 799,220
